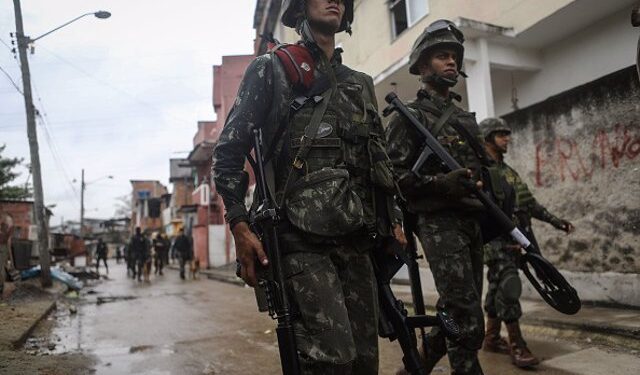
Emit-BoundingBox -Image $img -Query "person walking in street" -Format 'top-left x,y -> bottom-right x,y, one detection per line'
213,0 -> 405,372
0,212 -> 14,299
174,228 -> 192,280
129,227 -> 149,282
386,19 -> 487,374
153,232 -> 170,276
115,245 -> 123,264
480,117 -> 575,368
124,242 -> 134,277
95,238 -> 109,275
169,236 -> 177,265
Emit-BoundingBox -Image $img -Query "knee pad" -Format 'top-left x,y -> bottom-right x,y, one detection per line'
499,273 -> 522,302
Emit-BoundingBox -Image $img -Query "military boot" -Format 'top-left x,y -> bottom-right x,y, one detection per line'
505,321 -> 540,367
482,317 -> 509,354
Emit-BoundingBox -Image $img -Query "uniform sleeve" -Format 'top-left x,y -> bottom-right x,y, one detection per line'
517,179 -> 563,226
212,56 -> 274,227
385,110 -> 439,197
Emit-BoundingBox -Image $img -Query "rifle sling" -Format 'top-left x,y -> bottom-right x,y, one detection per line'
448,120 -> 491,166
430,104 -> 456,138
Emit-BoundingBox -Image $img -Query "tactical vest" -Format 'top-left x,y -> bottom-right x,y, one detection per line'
264,47 -> 396,240
408,95 -> 485,177
406,92 -> 515,242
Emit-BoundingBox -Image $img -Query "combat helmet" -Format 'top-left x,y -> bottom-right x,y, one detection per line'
480,117 -> 511,141
409,19 -> 465,85
282,0 -> 354,34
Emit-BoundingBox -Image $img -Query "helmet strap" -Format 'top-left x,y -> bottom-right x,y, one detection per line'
423,73 -> 458,88
297,19 -> 317,44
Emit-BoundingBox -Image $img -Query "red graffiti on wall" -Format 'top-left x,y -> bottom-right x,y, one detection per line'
535,124 -> 640,187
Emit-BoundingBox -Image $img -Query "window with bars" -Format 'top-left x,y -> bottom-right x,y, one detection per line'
389,0 -> 429,38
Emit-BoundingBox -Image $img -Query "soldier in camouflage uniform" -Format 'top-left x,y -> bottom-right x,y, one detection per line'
480,117 -> 574,368
213,0 -> 405,373
387,20 -> 487,375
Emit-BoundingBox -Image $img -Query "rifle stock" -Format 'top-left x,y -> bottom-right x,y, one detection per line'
383,92 -> 581,315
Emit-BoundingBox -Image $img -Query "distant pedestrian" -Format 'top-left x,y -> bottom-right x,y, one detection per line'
169,237 -> 177,264
95,238 -> 109,275
129,227 -> 150,282
124,243 -> 134,277
174,228 -> 192,280
153,233 -> 170,276
0,213 -> 14,298
115,245 -> 123,264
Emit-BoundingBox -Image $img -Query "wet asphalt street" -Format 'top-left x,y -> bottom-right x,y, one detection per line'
38,261 -> 589,374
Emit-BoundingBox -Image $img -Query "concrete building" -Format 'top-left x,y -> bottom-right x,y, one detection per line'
181,54 -> 254,269
0,200 -> 53,269
254,0 -> 640,306
129,180 -> 168,233
163,158 -> 195,238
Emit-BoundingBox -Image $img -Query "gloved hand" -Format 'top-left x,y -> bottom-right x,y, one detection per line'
551,218 -> 574,233
434,168 -> 476,199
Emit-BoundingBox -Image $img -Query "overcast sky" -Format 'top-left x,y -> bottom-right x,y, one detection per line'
1,0 -> 257,224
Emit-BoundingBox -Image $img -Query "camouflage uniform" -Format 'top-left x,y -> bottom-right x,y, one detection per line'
386,88 -> 486,374
483,160 -> 568,322
213,42 -> 398,374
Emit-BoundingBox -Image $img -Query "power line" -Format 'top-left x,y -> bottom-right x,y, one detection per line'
38,45 -> 194,126
0,37 -> 14,53
0,63 -> 23,95
30,79 -> 81,209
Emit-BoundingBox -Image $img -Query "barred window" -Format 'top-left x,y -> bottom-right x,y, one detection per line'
389,0 -> 429,38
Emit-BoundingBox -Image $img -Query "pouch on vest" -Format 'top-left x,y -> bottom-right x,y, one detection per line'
285,168 -> 364,236
368,137 -> 397,194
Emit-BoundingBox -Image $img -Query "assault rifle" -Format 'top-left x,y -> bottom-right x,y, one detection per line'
245,126 -> 301,375
383,92 -> 581,315
374,237 -> 460,375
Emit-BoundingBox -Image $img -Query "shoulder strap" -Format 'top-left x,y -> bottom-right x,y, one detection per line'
430,104 -> 456,138
448,120 -> 491,166
292,83 -> 335,169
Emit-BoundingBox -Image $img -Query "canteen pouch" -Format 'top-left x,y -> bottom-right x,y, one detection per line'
285,168 -> 364,236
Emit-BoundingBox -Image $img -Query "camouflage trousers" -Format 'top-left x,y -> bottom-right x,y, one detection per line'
484,240 -> 522,322
415,211 -> 485,375
282,241 -> 379,375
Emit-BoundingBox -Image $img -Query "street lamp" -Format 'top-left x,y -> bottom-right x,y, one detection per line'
11,0 -> 111,287
30,11 -> 111,43
76,170 -> 114,238
74,170 -> 112,267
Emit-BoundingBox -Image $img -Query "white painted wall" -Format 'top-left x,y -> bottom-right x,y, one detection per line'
208,225 -> 227,267
493,8 -> 637,116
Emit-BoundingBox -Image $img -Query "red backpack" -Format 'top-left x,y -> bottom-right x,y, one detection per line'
268,41 -> 316,92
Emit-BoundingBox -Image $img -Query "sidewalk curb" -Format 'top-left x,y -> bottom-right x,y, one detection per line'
10,300 -> 57,349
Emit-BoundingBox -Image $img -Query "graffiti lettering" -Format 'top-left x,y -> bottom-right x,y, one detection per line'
535,124 -> 640,187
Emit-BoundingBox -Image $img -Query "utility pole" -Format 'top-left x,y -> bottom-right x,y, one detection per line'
13,0 -> 51,287
80,168 -> 85,238
80,169 -> 88,267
